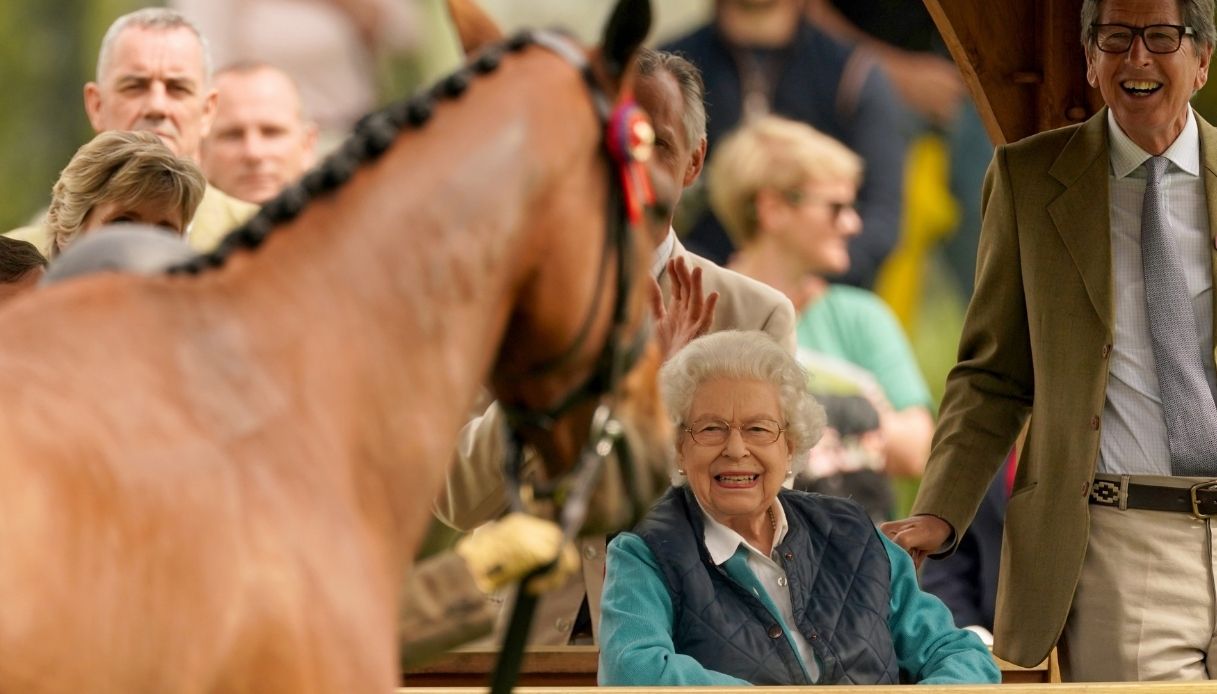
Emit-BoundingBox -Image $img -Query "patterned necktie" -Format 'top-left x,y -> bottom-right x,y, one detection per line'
1141,156 -> 1217,476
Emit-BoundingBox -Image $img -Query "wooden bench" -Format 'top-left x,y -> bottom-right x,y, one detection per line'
402,645 -> 1060,687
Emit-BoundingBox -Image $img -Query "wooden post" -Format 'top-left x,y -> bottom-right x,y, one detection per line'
924,0 -> 1102,144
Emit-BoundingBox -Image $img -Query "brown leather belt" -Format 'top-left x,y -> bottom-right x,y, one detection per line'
1090,477 -> 1217,519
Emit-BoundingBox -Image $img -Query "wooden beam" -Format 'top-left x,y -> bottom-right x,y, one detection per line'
1040,0 -> 1104,133
924,0 -> 1101,144
924,0 -> 1036,145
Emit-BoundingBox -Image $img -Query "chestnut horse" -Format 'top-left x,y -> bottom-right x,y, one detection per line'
0,2 -> 669,692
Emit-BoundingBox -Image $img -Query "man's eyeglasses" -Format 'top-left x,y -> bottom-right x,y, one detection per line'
1092,23 -> 1195,54
782,189 -> 856,222
683,419 -> 786,446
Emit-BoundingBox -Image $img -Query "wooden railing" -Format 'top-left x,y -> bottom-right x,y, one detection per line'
404,646 -> 598,688
396,681 -> 1207,686
402,645 -> 1061,687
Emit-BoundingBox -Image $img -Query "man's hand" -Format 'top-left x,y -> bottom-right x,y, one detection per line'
879,514 -> 953,569
650,256 -> 719,360
885,52 -> 966,127
453,513 -> 580,595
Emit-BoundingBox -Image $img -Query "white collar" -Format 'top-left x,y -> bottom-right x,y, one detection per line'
1107,107 -> 1200,178
650,228 -> 677,280
696,493 -> 790,565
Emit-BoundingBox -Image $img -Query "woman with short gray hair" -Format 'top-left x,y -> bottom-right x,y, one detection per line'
598,330 -> 998,686
659,330 -> 824,465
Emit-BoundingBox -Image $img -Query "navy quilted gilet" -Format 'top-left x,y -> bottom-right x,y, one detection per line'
634,486 -> 900,685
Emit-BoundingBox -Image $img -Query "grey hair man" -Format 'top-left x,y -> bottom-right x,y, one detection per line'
883,0 -> 1217,681
86,7 -> 216,163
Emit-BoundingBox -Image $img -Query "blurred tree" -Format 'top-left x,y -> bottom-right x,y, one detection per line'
0,0 -> 145,231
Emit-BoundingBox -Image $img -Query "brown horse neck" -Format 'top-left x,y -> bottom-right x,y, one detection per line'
191,45 -> 607,563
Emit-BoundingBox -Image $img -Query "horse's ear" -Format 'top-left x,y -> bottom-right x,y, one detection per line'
447,0 -> 503,55
600,0 -> 652,81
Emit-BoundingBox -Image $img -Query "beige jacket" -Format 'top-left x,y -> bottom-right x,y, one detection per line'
434,238 -> 796,645
912,109 -> 1217,667
186,185 -> 259,251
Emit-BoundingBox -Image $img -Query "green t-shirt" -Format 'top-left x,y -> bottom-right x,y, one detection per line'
796,284 -> 932,411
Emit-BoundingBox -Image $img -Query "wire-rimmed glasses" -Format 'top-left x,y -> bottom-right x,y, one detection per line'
683,418 -> 786,447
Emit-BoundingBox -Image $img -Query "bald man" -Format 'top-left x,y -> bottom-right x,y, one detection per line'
201,62 -> 318,204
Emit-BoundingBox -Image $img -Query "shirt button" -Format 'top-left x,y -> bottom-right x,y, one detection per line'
767,624 -> 783,639
1081,480 -> 1090,497
777,576 -> 788,587
555,617 -> 571,633
783,551 -> 794,561
1101,344 -> 1112,358
1090,415 -> 1100,430
809,632 -> 818,640
583,544 -> 599,561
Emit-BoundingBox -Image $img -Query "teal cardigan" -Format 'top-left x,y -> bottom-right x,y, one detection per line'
598,529 -> 1000,685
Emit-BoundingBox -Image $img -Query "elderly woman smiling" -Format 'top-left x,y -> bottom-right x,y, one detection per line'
597,331 -> 998,685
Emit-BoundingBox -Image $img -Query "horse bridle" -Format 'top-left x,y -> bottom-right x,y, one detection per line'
495,28 -> 656,539
489,29 -> 656,694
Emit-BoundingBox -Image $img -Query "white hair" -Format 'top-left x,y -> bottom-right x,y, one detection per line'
659,330 -> 826,459
96,8 -> 213,84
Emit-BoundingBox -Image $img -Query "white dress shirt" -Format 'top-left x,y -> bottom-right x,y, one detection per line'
1099,108 -> 1217,475
651,228 -> 677,279
698,497 -> 820,682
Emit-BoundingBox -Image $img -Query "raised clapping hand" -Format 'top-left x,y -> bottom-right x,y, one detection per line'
650,256 -> 720,361
878,514 -> 953,569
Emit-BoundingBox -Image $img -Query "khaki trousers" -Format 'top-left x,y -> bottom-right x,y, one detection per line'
1060,475 -> 1217,681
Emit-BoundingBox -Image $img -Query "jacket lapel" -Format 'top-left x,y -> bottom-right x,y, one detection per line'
1199,113 -> 1217,358
1047,109 -> 1114,332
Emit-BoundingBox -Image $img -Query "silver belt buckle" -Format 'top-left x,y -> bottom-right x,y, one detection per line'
1189,480 -> 1217,519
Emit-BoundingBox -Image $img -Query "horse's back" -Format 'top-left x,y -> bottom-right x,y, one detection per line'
0,409 -> 397,693
0,282 -> 398,693
0,405 -> 240,690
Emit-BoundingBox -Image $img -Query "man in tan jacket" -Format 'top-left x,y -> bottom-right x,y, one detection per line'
883,0 -> 1217,681
433,49 -> 797,646
5,8 -> 254,256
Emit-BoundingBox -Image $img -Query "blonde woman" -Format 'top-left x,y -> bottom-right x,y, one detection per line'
46,130 -> 206,257
711,115 -> 934,482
